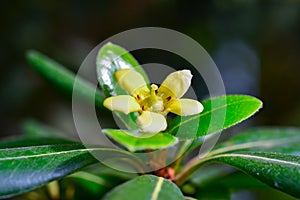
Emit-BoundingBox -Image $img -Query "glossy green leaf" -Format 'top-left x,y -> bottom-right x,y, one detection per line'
0,144 -> 144,199
211,152 -> 300,198
103,129 -> 178,152
103,175 -> 184,200
96,42 -> 149,97
177,152 -> 300,198
167,95 -> 262,140
177,127 -> 300,185
211,127 -> 300,156
96,43 -> 149,130
26,50 -> 105,108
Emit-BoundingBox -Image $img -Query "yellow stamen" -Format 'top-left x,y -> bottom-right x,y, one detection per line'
150,84 -> 158,98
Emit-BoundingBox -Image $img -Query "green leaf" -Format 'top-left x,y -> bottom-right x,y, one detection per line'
0,144 -> 144,199
211,127 -> 300,155
194,186 -> 230,200
103,129 -> 178,152
190,169 -> 292,200
68,171 -> 126,188
96,42 -> 149,97
194,171 -> 270,190
61,171 -> 127,200
210,152 -> 300,198
96,42 -> 149,130
177,152 -> 300,198
167,95 -> 262,140
177,127 -> 300,189
26,50 -> 105,108
103,175 -> 185,200
189,164 -> 234,186
21,119 -> 72,140
0,137 -> 75,148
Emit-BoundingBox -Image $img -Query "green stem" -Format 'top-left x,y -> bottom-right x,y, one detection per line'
175,156 -> 213,186
172,140 -> 192,172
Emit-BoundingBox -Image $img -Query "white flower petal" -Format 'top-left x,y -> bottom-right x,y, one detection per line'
115,69 -> 149,97
103,95 -> 141,114
168,98 -> 204,116
137,111 -> 167,133
158,70 -> 192,100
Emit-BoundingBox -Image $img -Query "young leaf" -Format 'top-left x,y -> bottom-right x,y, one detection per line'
167,95 -> 262,140
103,175 -> 185,200
26,50 -> 105,108
96,43 -> 149,130
211,127 -> 300,155
96,42 -> 149,97
0,144 -> 144,199
102,129 -> 178,152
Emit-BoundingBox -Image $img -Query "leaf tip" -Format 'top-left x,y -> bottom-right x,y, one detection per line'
25,49 -> 38,61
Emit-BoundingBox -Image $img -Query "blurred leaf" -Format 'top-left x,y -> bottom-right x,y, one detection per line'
200,171 -> 269,189
21,119 -> 72,140
184,197 -> 198,200
191,171 -> 291,200
103,129 -> 178,152
96,42 -> 149,129
211,127 -> 300,155
0,144 -> 144,199
195,186 -> 230,200
103,175 -> 184,200
26,50 -> 105,108
61,171 -> 126,200
189,164 -> 234,186
69,171 -> 126,188
86,163 -> 137,180
167,95 -> 262,140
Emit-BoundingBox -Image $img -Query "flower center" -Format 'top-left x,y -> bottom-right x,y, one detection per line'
138,84 -> 165,114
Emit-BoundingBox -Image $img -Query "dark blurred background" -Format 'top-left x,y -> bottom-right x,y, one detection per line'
0,0 -> 300,199
2,0 -> 300,135
2,0 -> 300,138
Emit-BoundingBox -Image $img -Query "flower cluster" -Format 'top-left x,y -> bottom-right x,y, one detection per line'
103,69 -> 203,133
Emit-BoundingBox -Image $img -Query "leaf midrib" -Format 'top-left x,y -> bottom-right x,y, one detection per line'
210,137 -> 300,156
150,177 -> 164,200
0,147 -> 127,161
209,153 -> 300,167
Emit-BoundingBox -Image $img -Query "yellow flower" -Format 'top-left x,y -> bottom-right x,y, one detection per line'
103,69 -> 204,133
